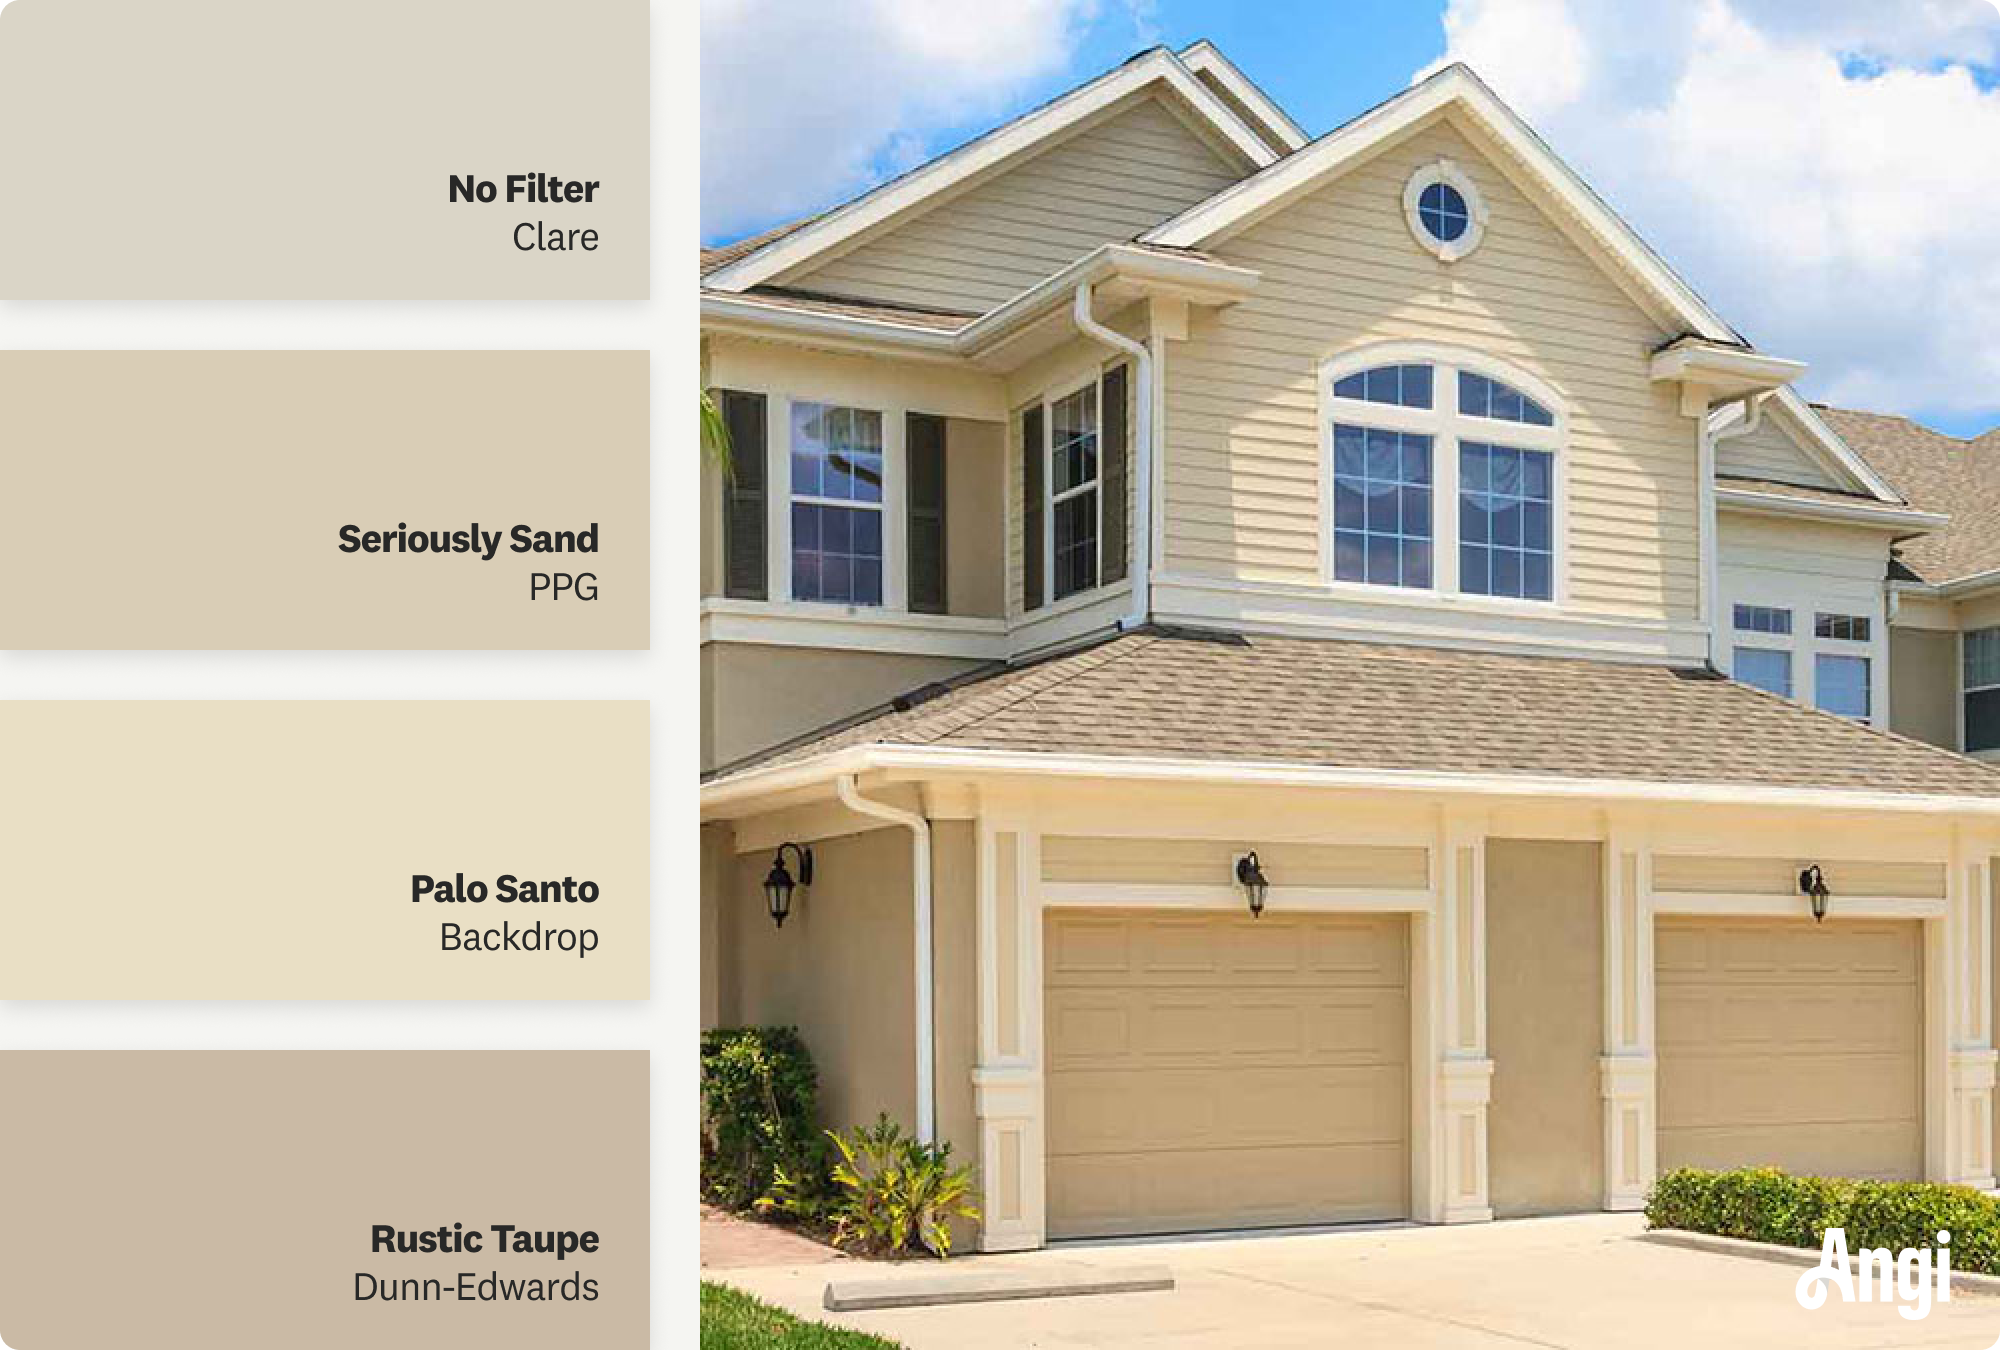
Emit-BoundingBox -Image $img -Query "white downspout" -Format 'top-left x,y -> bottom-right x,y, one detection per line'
835,773 -> 936,1145
1705,391 -> 1769,666
1073,281 -> 1153,629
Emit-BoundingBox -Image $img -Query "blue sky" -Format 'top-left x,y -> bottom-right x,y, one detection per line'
703,0 -> 2000,437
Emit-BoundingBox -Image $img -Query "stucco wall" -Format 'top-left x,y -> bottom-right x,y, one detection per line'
723,826 -> 918,1136
702,643 -> 986,771
1486,839 -> 1604,1217
700,822 -> 733,1029
1892,626 -> 1958,751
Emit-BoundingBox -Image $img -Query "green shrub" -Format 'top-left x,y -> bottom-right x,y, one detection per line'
766,1114 -> 980,1259
699,1027 -> 830,1215
1647,1167 -> 2000,1273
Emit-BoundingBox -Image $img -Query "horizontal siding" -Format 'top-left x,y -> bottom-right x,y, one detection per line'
1718,409 -> 1841,489
1164,114 -> 1702,619
1652,854 -> 1945,900
797,96 -> 1243,313
1043,836 -> 1430,890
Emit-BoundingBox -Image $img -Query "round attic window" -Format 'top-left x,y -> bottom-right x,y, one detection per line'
1404,160 -> 1486,262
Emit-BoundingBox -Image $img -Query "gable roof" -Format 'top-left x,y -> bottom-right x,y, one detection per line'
1817,406 -> 2000,587
1712,387 -> 1905,505
1144,63 -> 1743,347
702,46 -> 1280,295
1177,40 -> 1308,153
706,627 -> 2000,802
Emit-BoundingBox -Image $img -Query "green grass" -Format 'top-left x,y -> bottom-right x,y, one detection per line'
701,1282 -> 907,1350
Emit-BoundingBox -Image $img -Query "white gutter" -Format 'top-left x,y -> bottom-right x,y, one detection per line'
1714,486 -> 1946,534
703,743 -> 2000,820
834,773 -> 936,1145
1072,280 -> 1153,628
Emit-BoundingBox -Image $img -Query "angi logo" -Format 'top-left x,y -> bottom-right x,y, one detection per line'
1795,1227 -> 1950,1321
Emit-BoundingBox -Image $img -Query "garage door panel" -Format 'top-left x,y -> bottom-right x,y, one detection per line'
1657,917 -> 1921,1181
1046,909 -> 1410,1237
1048,1142 -> 1407,1240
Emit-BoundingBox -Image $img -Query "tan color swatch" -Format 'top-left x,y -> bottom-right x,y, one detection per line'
0,351 -> 649,650
0,0 -> 647,298
0,1051 -> 648,1349
0,702 -> 649,999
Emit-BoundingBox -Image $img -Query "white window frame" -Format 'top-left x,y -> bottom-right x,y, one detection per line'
1318,343 -> 1566,608
1403,158 -> 1488,263
1039,372 -> 1105,605
1719,590 -> 1886,728
768,392 -> 906,612
1962,626 -> 2000,754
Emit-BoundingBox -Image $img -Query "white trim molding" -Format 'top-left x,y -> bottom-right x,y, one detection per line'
1402,158 -> 1488,263
1176,40 -> 1309,152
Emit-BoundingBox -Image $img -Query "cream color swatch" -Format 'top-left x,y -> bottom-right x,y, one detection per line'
0,0 -> 647,298
0,1052 -> 648,1349
0,702 -> 649,999
0,351 -> 649,650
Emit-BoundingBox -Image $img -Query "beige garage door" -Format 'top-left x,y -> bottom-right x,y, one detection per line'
1657,917 -> 1922,1180
1044,909 -> 1409,1239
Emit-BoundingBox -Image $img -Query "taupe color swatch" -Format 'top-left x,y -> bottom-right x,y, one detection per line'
0,352 -> 649,650
0,0 -> 647,298
0,1052 -> 647,1349
0,702 -> 648,999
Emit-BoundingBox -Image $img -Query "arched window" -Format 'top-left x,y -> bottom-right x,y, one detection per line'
1321,349 -> 1564,603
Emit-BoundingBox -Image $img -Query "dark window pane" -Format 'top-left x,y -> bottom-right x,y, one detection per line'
853,508 -> 881,556
1462,442 -> 1490,491
1403,436 -> 1433,484
1461,543 -> 1489,595
1403,487 -> 1432,539
1366,428 -> 1401,479
853,558 -> 882,606
1460,372 -> 1490,418
1493,500 -> 1522,547
1404,539 -> 1433,588
1494,548 -> 1522,597
1334,423 -> 1366,476
1403,365 -> 1434,409
791,502 -> 819,551
1968,688 -> 2000,752
1335,482 -> 1365,529
1335,530 -> 1366,581
1366,482 -> 1400,534
1334,373 -> 1366,400
821,554 -> 852,603
1521,452 -> 1552,500
1462,492 -> 1490,543
822,504 -> 852,553
1367,534 -> 1400,585
1522,551 -> 1551,600
1521,500 -> 1551,550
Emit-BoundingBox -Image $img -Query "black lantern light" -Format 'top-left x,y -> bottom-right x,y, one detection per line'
1798,864 -> 1830,923
1236,851 -> 1270,918
764,843 -> 813,929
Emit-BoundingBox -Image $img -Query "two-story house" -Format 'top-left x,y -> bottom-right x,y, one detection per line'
698,43 -> 2000,1250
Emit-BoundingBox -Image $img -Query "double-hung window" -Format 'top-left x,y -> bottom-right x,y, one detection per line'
1730,604 -> 1794,698
789,401 -> 884,606
1967,628 -> 2000,752
1324,353 -> 1561,602
1049,382 -> 1100,601
1812,610 -> 1872,721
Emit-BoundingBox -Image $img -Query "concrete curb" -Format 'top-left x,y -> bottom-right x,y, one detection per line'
1638,1229 -> 2000,1296
823,1263 -> 1175,1311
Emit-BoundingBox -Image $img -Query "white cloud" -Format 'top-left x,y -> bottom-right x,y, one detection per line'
701,0 -> 1108,241
1428,0 -> 2000,421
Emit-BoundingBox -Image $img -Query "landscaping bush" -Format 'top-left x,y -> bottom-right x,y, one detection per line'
699,1027 -> 831,1216
1647,1167 -> 2000,1273
765,1114 -> 981,1259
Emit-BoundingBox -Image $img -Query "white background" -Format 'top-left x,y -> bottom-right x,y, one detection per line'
0,0 -> 700,1342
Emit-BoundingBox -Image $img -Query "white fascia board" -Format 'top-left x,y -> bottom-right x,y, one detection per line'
701,245 -> 1259,363
699,292 -> 965,361
703,50 -> 1277,294
1715,486 -> 1947,534
700,743 -> 2000,820
1936,568 -> 2000,599
1706,386 -> 1902,505
1145,64 -> 1740,345
1176,40 -> 1309,151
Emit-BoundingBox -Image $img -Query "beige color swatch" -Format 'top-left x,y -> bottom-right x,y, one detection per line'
0,702 -> 649,999
0,0 -> 647,298
0,351 -> 649,650
0,1051 -> 647,1349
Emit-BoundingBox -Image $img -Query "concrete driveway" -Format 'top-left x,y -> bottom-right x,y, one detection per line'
712,1213 -> 2000,1348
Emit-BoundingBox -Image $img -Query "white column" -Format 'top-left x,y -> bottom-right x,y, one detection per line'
973,808 -> 1044,1251
1600,821 -> 1656,1210
1416,808 -> 1492,1223
1942,829 -> 1996,1187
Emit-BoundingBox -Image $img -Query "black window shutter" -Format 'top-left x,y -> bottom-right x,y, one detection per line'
1022,405 -> 1045,611
907,412 -> 948,615
720,390 -> 767,600
1101,364 -> 1129,586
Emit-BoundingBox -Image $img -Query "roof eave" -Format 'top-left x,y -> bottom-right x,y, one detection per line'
1650,341 -> 1805,400
701,743 -> 2000,821
1715,486 -> 1948,535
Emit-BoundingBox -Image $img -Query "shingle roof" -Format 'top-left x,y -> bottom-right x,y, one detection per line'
710,627 -> 2000,797
1818,406 -> 2000,585
700,216 -> 817,276
1716,474 -> 1926,512
711,285 -> 977,331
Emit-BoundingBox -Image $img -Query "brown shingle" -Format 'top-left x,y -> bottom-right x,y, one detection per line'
1818,406 -> 2000,584
710,628 -> 2000,797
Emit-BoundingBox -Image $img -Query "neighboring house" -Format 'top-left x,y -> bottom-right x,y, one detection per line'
699,43 -> 2000,1250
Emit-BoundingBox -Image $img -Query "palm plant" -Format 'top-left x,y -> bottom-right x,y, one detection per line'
701,388 -> 733,478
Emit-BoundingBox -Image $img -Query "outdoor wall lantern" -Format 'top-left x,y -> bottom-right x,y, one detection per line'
1236,851 -> 1270,918
1798,864 -> 1830,923
763,843 -> 813,929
